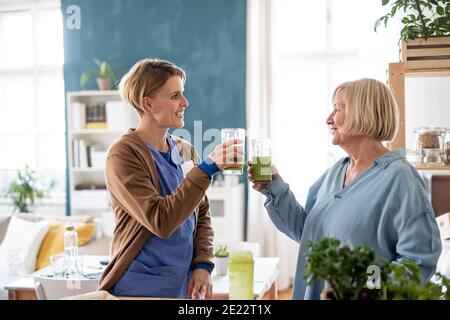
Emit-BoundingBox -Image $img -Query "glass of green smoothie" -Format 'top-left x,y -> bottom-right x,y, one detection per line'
250,138 -> 272,182
228,251 -> 254,300
221,128 -> 246,175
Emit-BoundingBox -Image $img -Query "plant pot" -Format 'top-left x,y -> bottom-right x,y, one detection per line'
214,256 -> 228,276
97,78 -> 112,91
401,36 -> 450,70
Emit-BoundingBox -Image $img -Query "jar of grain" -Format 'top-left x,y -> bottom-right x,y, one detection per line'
422,148 -> 443,166
414,127 -> 446,150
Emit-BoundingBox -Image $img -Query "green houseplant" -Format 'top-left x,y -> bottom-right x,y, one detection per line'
374,0 -> 450,41
80,59 -> 117,90
6,165 -> 45,213
214,244 -> 229,258
305,238 -> 450,300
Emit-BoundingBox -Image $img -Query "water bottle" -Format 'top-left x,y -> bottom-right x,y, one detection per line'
64,223 -> 78,276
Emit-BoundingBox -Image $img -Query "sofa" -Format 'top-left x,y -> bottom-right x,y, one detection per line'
0,212 -> 113,300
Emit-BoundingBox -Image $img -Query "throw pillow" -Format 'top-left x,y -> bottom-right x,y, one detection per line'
0,216 -> 50,276
0,214 -> 11,244
35,221 -> 95,270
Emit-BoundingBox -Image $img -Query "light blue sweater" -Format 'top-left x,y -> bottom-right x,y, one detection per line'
261,149 -> 442,300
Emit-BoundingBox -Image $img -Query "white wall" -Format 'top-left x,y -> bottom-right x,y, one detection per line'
405,77 -> 450,150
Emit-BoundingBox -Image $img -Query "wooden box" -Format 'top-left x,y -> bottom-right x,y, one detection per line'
401,36 -> 450,70
436,212 -> 450,240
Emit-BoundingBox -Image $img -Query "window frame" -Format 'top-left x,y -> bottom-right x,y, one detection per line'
270,0 -> 358,201
0,0 -> 65,204
270,0 -> 400,203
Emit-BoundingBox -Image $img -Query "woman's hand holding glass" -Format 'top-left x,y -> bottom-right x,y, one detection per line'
248,162 -> 279,192
209,139 -> 245,171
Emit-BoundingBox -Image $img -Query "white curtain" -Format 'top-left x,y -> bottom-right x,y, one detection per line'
246,0 -> 298,290
245,0 -> 403,292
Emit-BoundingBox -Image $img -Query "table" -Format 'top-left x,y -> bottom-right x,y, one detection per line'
5,256 -> 279,300
5,255 -> 108,300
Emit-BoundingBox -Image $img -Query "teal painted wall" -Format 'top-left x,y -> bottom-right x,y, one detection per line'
61,0 -> 247,216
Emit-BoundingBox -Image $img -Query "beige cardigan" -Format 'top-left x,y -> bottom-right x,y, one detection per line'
98,129 -> 214,291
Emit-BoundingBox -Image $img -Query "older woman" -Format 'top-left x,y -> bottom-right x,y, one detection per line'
98,59 -> 243,299
248,78 -> 442,300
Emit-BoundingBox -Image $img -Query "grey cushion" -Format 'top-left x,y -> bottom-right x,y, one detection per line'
0,215 -> 12,244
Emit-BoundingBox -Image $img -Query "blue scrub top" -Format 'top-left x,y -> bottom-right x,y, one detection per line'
111,134 -> 196,298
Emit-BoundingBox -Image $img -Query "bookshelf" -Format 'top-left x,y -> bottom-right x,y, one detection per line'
66,90 -> 139,216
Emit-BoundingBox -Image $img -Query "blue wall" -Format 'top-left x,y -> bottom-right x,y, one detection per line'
61,0 -> 247,215
61,0 -> 246,132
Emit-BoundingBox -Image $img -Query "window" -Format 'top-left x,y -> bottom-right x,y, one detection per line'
0,0 -> 65,202
271,0 -> 401,203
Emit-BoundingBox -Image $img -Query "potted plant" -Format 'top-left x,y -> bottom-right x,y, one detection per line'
6,165 -> 45,213
305,238 -> 450,300
214,244 -> 229,276
374,0 -> 450,41
374,0 -> 450,69
80,59 -> 117,90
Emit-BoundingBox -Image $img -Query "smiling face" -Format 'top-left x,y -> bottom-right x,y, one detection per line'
145,75 -> 189,129
326,88 -> 347,146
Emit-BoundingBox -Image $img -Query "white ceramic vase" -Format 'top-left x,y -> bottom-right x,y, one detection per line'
215,256 -> 228,276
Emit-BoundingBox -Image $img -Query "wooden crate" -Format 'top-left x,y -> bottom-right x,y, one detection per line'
401,36 -> 450,70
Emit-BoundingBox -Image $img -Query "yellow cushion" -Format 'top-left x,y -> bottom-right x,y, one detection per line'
35,221 -> 95,270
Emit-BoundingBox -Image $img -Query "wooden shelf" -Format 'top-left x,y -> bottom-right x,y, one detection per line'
415,165 -> 450,171
387,62 -> 450,152
405,68 -> 450,77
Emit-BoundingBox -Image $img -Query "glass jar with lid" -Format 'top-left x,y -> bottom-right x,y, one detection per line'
414,126 -> 446,151
406,149 -> 423,166
422,148 -> 443,166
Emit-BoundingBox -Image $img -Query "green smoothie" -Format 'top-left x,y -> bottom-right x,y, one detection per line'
252,156 -> 272,182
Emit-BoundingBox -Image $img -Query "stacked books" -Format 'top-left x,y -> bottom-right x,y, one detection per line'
85,103 -> 107,129
71,101 -> 129,130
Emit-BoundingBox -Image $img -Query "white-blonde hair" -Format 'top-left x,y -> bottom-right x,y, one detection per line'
332,78 -> 399,141
119,58 -> 186,116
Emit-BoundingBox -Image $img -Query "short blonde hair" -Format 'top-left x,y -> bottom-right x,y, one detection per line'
332,78 -> 399,142
119,58 -> 186,116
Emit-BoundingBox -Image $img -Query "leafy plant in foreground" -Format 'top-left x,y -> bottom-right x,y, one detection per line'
305,238 -> 450,300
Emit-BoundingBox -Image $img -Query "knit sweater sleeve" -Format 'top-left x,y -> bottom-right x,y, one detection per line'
105,141 -> 212,239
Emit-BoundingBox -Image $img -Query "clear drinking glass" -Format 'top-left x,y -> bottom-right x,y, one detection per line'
221,128 -> 246,175
50,254 -> 66,278
75,255 -> 85,276
250,138 -> 272,182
